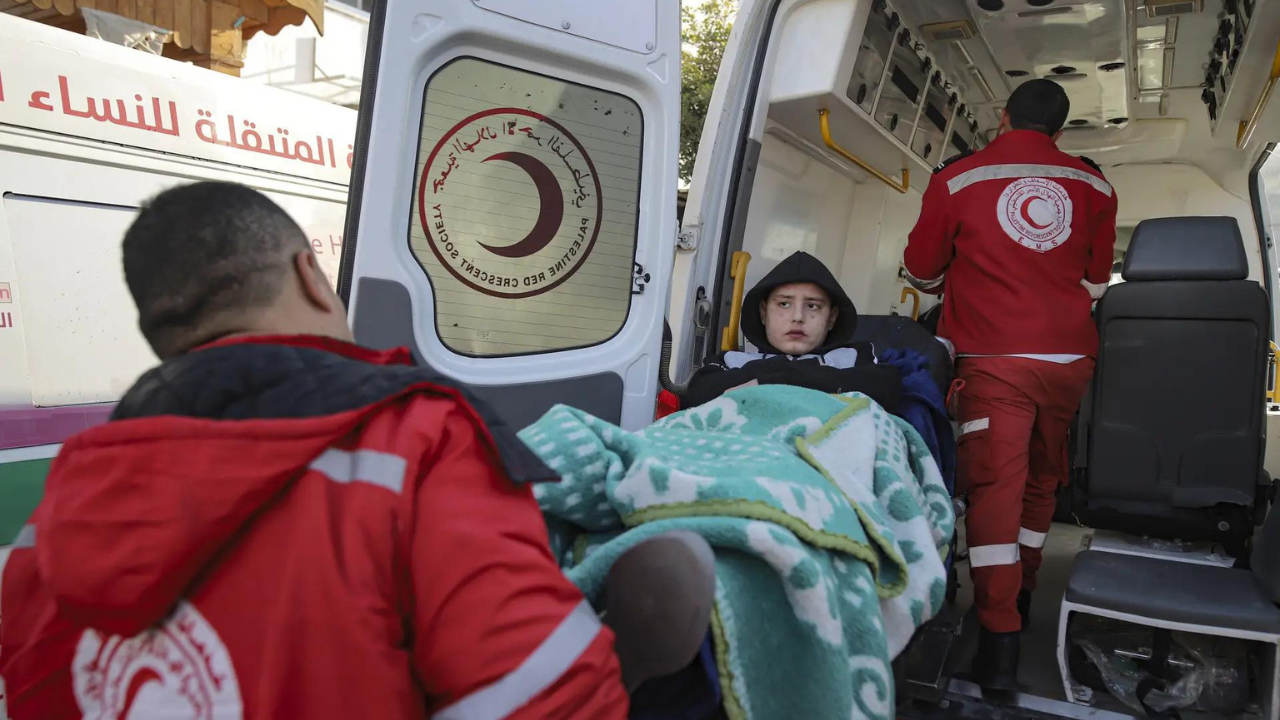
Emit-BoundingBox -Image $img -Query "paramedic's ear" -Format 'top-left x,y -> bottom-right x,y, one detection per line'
828,306 -> 839,331
997,109 -> 1013,136
1052,128 -> 1065,142
294,250 -> 341,315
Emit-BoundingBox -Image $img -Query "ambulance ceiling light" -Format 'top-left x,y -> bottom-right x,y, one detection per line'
921,19 -> 977,42
1019,6 -> 1073,18
1137,45 -> 1175,91
1143,0 -> 1203,19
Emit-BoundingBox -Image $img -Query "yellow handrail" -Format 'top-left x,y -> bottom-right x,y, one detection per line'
721,251 -> 752,352
900,287 -> 921,320
1269,341 -> 1280,404
1237,39 -> 1280,149
818,109 -> 910,194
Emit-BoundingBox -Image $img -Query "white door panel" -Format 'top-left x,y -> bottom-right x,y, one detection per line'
343,0 -> 680,431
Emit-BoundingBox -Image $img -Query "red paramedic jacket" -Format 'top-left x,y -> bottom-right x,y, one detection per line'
904,129 -> 1118,358
0,335 -> 627,720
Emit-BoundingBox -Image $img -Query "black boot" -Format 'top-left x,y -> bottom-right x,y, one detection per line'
1017,590 -> 1032,630
974,627 -> 1020,693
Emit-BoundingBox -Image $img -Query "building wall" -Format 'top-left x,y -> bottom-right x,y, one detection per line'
241,1 -> 369,109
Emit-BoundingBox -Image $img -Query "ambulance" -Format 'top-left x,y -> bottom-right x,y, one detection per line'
5,0 -> 1280,717
339,1 -> 1280,718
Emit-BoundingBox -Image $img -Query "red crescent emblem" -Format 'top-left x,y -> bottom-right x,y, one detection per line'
416,107 -> 604,300
1018,196 -> 1053,231
477,151 -> 564,258
998,177 -> 1073,252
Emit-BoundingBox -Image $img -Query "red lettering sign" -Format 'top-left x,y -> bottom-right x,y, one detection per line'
0,56 -> 355,183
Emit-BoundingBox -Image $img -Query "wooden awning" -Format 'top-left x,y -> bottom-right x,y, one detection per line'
243,0 -> 324,40
1,0 -> 323,73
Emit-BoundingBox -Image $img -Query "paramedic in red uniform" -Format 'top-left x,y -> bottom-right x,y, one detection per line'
903,79 -> 1117,691
0,182 -> 713,720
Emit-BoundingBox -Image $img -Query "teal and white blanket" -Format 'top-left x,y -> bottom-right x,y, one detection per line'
520,385 -> 955,720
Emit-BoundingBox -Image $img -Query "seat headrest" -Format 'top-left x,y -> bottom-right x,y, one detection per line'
1122,217 -> 1248,281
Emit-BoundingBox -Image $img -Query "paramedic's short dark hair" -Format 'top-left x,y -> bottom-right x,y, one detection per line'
1006,79 -> 1071,136
122,182 -> 308,358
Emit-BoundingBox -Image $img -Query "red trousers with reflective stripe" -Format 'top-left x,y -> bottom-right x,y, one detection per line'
956,356 -> 1093,633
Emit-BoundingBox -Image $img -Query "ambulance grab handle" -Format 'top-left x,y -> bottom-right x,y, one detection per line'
721,251 -> 752,352
1238,39 -> 1280,150
899,287 -> 921,320
818,109 -> 910,194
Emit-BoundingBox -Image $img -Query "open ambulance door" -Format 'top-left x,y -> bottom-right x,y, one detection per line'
667,0 -> 790,381
338,0 -> 681,432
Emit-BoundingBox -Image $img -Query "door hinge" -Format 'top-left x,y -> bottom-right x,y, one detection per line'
632,262 -> 651,295
677,227 -> 699,251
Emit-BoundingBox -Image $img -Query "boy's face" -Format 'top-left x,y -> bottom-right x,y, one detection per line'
760,282 -> 837,356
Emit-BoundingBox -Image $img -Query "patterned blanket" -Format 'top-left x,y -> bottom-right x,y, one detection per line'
520,385 -> 954,720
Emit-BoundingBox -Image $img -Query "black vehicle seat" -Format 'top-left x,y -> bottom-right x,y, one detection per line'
1077,216 -> 1270,548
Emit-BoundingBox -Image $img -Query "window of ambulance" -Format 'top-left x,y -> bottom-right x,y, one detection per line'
408,58 -> 643,358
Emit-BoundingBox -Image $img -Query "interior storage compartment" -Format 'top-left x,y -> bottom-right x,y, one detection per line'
766,0 -> 991,200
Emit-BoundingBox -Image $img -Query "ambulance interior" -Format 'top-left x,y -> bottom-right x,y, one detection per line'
669,0 -> 1280,716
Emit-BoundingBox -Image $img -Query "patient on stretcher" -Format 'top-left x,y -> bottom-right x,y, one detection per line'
519,252 -> 955,720
684,251 -> 903,412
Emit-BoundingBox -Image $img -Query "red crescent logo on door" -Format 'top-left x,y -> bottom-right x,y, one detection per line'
477,151 -> 564,258
417,108 -> 603,299
996,177 -> 1074,253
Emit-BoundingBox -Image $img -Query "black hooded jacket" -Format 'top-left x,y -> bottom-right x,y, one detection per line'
684,252 -> 903,409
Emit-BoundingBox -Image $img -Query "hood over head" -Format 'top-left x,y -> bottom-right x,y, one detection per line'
740,251 -> 858,355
